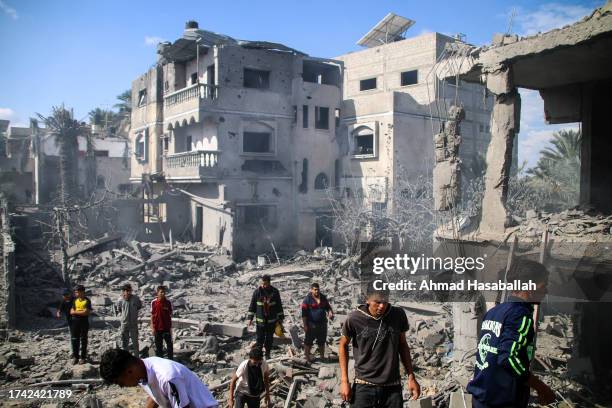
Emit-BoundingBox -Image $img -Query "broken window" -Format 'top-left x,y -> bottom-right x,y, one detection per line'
355,134 -> 374,155
302,60 -> 340,87
303,105 -> 309,128
138,89 -> 147,107
191,72 -> 198,85
401,70 -> 418,86
360,78 -> 377,91
143,202 -> 167,223
94,150 -> 109,157
163,135 -> 169,153
314,172 -> 329,190
135,131 -> 147,161
315,106 -> 329,130
335,108 -> 341,128
237,205 -> 277,228
243,132 -> 272,153
186,135 -> 192,151
243,68 -> 270,89
299,158 -> 308,194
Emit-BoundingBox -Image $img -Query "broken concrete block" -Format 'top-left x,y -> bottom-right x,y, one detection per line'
407,397 -> 433,408
424,333 -> 445,349
12,356 -> 35,368
204,322 -> 247,338
318,366 -> 335,379
449,390 -> 472,408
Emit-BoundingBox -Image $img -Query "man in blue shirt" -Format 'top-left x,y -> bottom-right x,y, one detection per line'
467,258 -> 555,407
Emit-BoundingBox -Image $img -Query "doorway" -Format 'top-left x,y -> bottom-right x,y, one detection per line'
195,206 -> 203,242
315,214 -> 333,247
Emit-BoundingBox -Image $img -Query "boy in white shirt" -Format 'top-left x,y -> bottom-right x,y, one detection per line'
228,348 -> 270,408
100,348 -> 218,408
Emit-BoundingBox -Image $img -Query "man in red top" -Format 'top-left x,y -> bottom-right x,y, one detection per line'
151,285 -> 173,360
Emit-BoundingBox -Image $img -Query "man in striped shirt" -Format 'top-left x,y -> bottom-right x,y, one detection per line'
467,259 -> 555,407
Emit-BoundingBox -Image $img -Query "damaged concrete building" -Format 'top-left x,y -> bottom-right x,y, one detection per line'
434,1 -> 612,381
130,17 -> 491,257
129,21 -> 343,256
336,14 -> 492,216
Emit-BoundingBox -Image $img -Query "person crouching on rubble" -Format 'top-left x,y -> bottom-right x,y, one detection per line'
100,348 -> 218,408
301,282 -> 334,363
339,287 -> 420,408
228,347 -> 271,408
70,284 -> 92,365
467,258 -> 556,408
247,275 -> 284,359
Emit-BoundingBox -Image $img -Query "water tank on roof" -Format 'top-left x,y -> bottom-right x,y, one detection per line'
185,20 -> 199,29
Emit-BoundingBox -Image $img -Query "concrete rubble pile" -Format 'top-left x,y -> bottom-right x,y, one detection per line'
509,208 -> 612,243
0,242 -> 593,407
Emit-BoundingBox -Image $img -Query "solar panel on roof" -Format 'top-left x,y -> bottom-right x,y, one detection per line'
357,13 -> 415,48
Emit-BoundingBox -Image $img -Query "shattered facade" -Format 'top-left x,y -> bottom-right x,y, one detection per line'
130,23 -> 492,257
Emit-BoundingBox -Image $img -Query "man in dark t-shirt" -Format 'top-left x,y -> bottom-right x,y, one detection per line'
339,288 -> 420,408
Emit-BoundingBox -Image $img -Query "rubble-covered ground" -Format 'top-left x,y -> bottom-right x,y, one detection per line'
0,240 -> 605,407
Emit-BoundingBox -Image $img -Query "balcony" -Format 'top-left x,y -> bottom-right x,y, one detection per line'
163,83 -> 219,126
163,150 -> 221,182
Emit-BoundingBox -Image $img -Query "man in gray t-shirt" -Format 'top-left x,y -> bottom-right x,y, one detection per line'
116,283 -> 142,357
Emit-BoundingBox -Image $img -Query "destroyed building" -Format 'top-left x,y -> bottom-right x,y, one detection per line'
0,120 -> 132,205
129,17 -> 491,257
433,0 -> 612,383
335,14 -> 492,215
129,20 -> 342,256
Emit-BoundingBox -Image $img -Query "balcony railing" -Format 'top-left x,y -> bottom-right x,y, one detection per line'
164,150 -> 219,168
164,83 -> 218,107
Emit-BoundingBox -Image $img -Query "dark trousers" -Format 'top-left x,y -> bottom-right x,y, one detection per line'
235,393 -> 260,408
154,330 -> 173,360
351,384 -> 403,408
70,318 -> 89,359
255,323 -> 275,357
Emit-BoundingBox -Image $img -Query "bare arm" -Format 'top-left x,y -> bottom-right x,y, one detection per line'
264,371 -> 271,406
145,396 -> 159,408
338,336 -> 351,401
228,372 -> 238,407
399,332 -> 420,400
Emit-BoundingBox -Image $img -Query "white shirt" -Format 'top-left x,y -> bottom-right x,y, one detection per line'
235,360 -> 269,397
139,357 -> 218,408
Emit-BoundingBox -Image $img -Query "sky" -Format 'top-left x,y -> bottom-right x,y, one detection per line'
0,0 -> 600,168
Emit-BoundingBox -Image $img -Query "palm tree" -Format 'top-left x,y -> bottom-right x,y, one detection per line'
88,108 -> 117,127
37,105 -> 85,205
114,89 -> 132,116
528,129 -> 581,179
527,129 -> 581,206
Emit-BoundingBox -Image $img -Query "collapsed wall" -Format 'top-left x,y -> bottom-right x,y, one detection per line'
0,197 -> 16,329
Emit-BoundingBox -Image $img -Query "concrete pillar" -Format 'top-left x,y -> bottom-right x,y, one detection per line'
480,66 -> 520,235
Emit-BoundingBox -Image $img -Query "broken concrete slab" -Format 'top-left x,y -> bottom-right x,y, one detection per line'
66,233 -> 122,258
203,322 -> 247,338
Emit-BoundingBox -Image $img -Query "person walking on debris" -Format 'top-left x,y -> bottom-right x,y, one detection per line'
339,287 -> 420,408
70,284 -> 92,365
57,290 -> 75,358
467,259 -> 556,408
301,282 -> 333,363
100,348 -> 218,408
247,275 -> 284,359
151,285 -> 174,360
228,348 -> 271,408
117,283 -> 143,358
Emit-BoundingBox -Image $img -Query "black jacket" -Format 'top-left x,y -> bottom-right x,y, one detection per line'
247,285 -> 284,325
